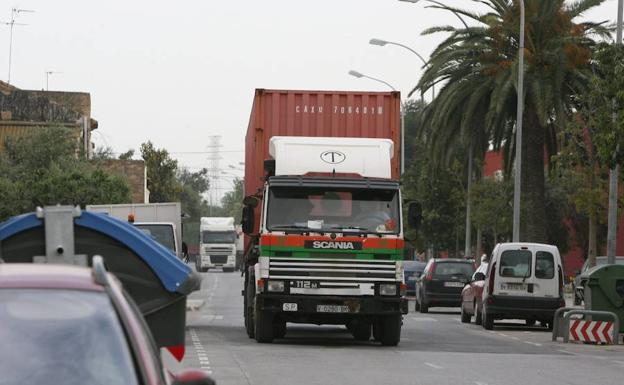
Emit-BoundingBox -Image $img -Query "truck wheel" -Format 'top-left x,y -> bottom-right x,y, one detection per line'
254,307 -> 274,343
244,271 -> 255,338
526,319 -> 536,326
378,315 -> 401,346
460,303 -> 471,323
351,322 -> 371,341
273,320 -> 287,339
482,311 -> 494,330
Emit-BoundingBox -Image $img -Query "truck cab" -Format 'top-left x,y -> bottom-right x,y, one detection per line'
198,217 -> 237,272
242,136 -> 419,346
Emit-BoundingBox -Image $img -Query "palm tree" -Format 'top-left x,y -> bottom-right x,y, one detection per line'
416,0 -> 609,242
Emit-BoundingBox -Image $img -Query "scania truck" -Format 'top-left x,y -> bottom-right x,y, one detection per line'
241,89 -> 420,345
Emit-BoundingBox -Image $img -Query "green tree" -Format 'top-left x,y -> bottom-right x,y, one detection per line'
471,178 -> 513,245
417,0 -> 609,242
221,178 -> 244,223
0,127 -> 130,221
177,167 -> 211,244
140,141 -> 182,203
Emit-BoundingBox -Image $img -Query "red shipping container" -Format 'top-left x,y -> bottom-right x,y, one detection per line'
244,89 -> 402,198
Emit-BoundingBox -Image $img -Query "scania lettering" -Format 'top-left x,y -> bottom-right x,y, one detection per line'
241,89 -> 420,346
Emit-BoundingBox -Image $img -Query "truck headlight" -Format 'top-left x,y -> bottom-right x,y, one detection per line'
267,280 -> 285,292
380,284 -> 397,296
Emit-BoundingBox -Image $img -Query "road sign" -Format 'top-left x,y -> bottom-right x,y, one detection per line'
569,319 -> 614,344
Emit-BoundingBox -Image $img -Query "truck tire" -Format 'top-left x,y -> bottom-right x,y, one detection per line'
254,306 -> 274,343
378,315 -> 401,346
244,270 -> 255,338
351,322 -> 371,341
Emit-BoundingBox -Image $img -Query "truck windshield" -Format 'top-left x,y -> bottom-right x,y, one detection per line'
202,231 -> 237,243
135,224 -> 176,252
267,186 -> 400,234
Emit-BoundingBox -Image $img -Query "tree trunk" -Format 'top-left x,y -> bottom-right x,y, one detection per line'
520,105 -> 547,243
588,210 -> 597,268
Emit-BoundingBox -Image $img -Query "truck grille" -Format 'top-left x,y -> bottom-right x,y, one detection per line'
268,257 -> 399,296
210,255 -> 228,264
205,246 -> 232,254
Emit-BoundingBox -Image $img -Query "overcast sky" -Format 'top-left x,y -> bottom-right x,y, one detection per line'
1,0 -> 618,196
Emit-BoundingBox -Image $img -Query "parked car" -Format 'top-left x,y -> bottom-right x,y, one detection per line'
481,243 -> 566,330
573,256 -> 624,305
0,257 -> 214,385
404,260 -> 426,296
415,259 -> 475,313
460,261 -> 489,324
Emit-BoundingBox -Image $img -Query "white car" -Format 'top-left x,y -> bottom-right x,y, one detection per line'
481,243 -> 566,330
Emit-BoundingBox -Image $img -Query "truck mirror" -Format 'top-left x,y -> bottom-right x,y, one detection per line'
407,202 -> 422,230
242,206 -> 255,234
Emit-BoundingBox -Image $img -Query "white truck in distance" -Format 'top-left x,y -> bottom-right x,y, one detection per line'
86,202 -> 183,259
198,217 -> 238,272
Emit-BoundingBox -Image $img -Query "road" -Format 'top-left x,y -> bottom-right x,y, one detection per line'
183,270 -> 624,385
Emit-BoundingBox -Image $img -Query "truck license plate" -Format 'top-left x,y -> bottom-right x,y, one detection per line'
291,280 -> 319,289
316,305 -> 350,313
283,303 -> 298,312
444,282 -> 464,287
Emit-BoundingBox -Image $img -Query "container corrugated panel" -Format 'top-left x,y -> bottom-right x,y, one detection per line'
244,89 -> 401,198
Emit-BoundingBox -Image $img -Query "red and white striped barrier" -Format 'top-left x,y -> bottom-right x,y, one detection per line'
569,320 -> 614,344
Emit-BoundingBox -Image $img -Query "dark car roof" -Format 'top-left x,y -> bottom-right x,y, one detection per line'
404,261 -> 426,271
433,258 -> 473,263
0,263 -> 104,291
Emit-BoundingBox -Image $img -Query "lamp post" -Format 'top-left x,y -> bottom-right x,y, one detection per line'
369,38 -> 434,100
512,0 -> 525,242
348,70 -> 405,175
607,0 -> 624,265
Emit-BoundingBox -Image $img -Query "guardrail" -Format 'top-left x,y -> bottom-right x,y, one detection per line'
552,307 -> 619,345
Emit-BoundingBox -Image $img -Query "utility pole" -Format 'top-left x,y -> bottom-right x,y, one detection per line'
512,0 -> 526,242
207,136 -> 222,216
607,0 -> 623,265
464,144 -> 473,259
45,70 -> 62,90
1,8 -> 34,84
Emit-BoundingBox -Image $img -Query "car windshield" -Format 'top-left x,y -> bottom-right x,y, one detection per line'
433,262 -> 475,278
202,231 -> 237,243
267,186 -> 400,234
135,223 -> 176,252
0,289 -> 138,385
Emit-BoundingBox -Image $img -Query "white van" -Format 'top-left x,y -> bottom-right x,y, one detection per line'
481,243 -> 565,330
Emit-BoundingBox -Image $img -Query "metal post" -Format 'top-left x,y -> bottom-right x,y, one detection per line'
465,144 -> 473,258
512,0 -> 525,242
7,19 -> 13,84
607,0 -> 623,265
401,103 -> 406,175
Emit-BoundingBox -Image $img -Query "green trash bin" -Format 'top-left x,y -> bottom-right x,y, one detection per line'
582,264 -> 624,333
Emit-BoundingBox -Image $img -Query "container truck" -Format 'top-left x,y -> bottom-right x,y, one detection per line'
86,202 -> 183,259
241,89 -> 420,345
197,217 -> 238,272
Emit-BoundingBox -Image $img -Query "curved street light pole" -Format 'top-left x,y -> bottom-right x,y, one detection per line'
348,70 -> 404,176
369,38 -> 435,100
512,0 -> 525,243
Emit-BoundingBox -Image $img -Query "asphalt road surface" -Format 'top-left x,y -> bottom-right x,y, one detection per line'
183,270 -> 624,385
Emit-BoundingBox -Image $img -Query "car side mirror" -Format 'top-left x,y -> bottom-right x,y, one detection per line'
172,369 -> 215,385
473,272 -> 486,281
241,205 -> 255,235
407,202 -> 422,230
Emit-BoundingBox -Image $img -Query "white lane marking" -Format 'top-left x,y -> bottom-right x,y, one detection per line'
557,349 -> 576,355
411,317 -> 438,322
612,361 -> 624,365
510,336 -> 520,340
475,382 -> 488,385
424,362 -> 444,369
523,341 -> 542,347
190,328 -> 212,375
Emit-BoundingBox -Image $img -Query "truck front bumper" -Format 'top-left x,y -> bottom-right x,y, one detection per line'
256,293 -> 408,323
199,255 -> 236,268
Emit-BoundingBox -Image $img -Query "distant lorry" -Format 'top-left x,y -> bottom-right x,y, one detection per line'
241,89 -> 420,345
198,217 -> 238,272
86,202 -> 183,259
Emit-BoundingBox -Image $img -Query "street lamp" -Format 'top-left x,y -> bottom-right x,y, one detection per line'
348,70 -> 405,175
369,38 -> 434,100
